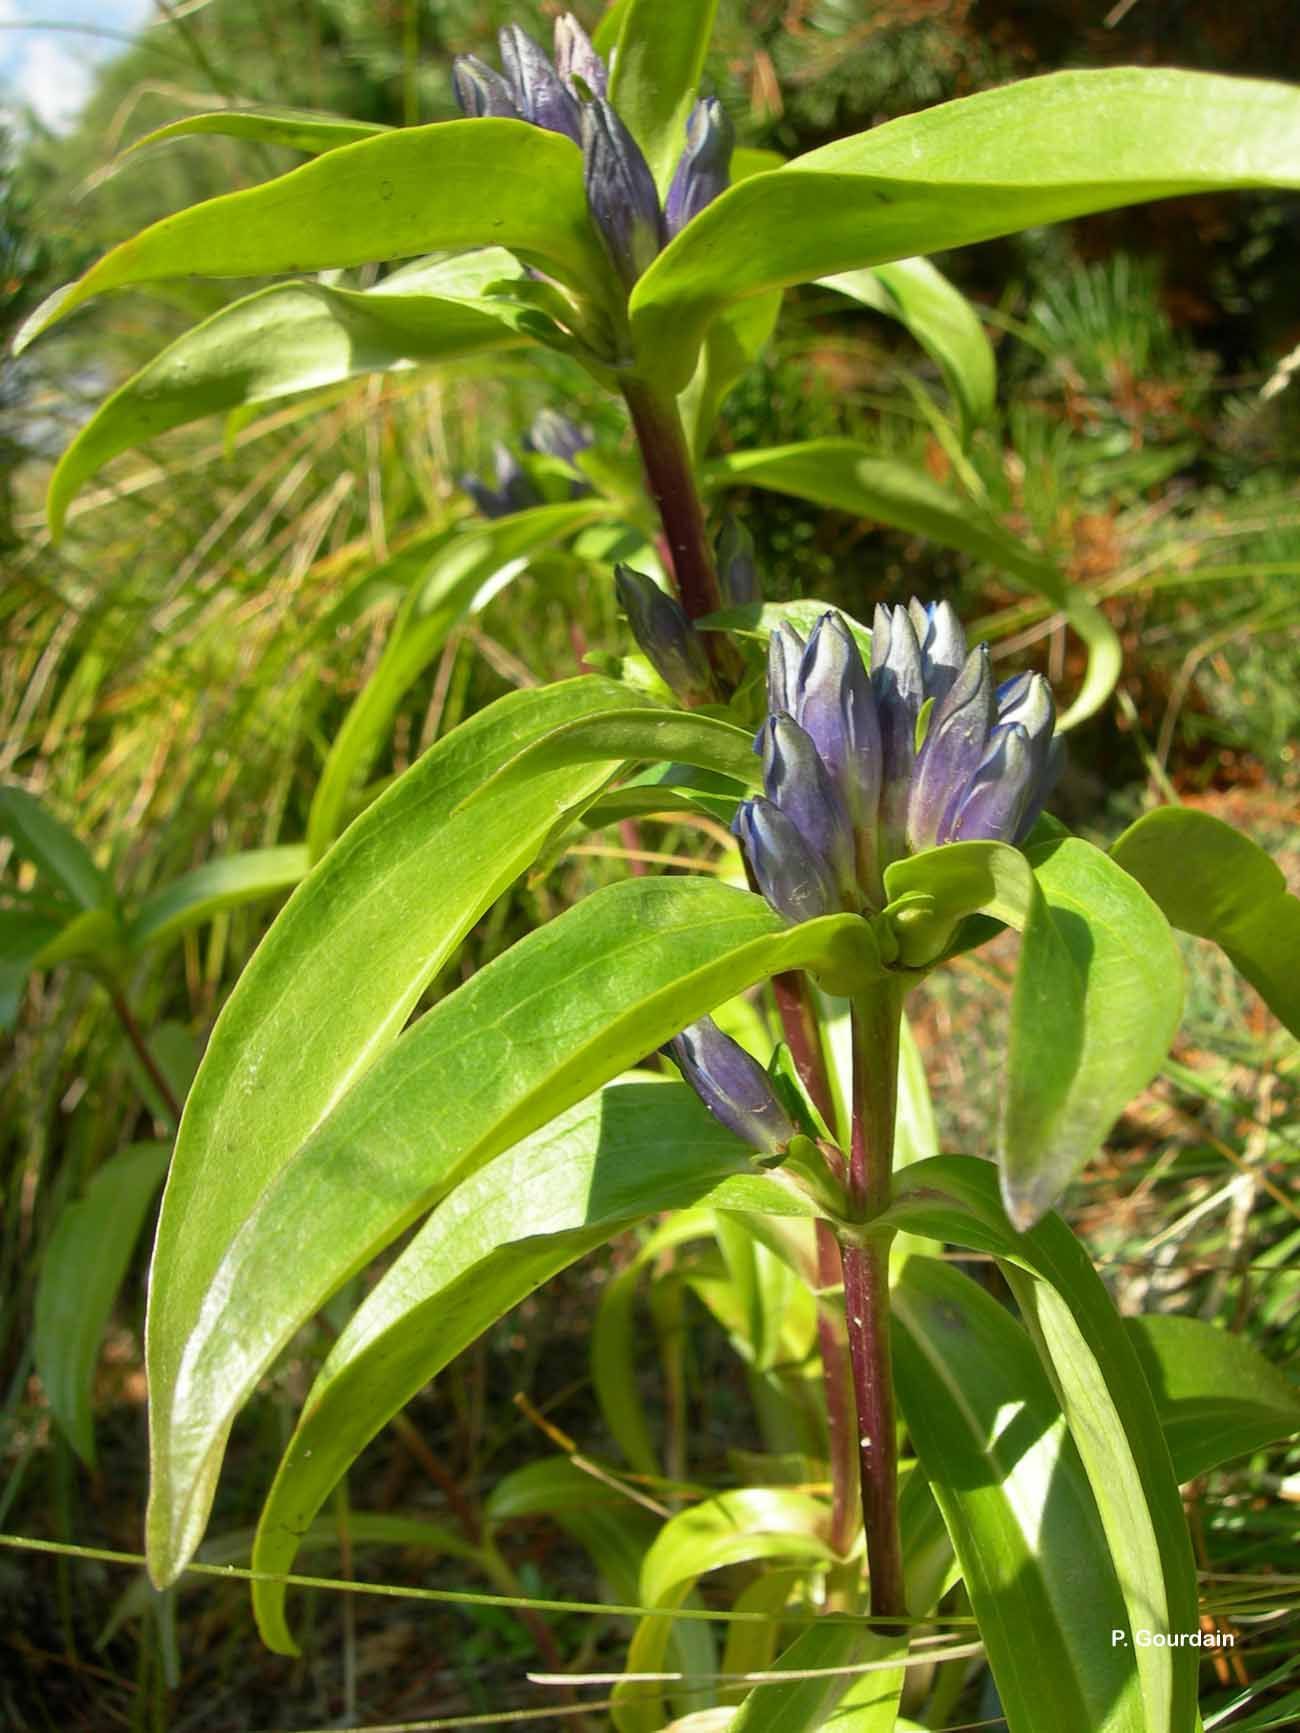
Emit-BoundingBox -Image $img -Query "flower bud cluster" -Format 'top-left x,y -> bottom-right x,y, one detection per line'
460,411 -> 591,518
734,602 -> 1061,925
452,16 -> 734,290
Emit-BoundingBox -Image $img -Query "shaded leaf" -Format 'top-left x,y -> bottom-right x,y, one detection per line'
128,847 -> 308,953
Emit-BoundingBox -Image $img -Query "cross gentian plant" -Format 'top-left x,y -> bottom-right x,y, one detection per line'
15,4 -> 1300,1728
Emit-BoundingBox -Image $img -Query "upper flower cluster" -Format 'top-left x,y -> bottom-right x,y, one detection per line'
460,410 -> 592,518
453,16 -> 733,290
734,603 -> 1061,924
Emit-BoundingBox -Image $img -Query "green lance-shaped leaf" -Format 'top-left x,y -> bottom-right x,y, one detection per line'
47,280 -> 529,537
34,1143 -> 170,1464
894,1255 -> 1142,1733
885,836 -> 1182,1225
147,678 -> 655,1560
0,910 -> 63,1031
126,846 -> 308,954
820,258 -> 997,440
15,119 -> 608,354
704,440 -> 1064,602
608,0 -> 721,192
614,1486 -> 840,1733
882,1156 -> 1199,1733
148,877 -> 879,1587
0,784 -> 112,911
308,501 -> 618,857
630,68 -> 1300,389
120,107 -> 390,161
251,1080 -> 814,1653
1110,806 -> 1300,1038
1127,1315 -> 1300,1483
1055,592 -> 1123,731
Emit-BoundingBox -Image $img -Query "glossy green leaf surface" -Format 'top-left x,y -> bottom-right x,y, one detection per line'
0,785 -> 110,910
122,108 -> 389,160
16,119 -> 607,353
1110,806 -> 1300,1038
48,280 -> 526,536
705,441 -> 1062,600
1127,1315 -> 1300,1481
127,847 -> 307,953
34,1143 -> 170,1464
146,677 -> 659,1575
894,1254 -> 1140,1733
821,258 -> 996,438
250,1082 -> 807,1652
614,1487 -> 837,1733
889,835 -> 1183,1224
608,0 -> 720,191
308,503 -> 615,855
631,69 -> 1300,388
883,1157 -> 1199,1733
1011,835 -> 1183,1224
149,878 -> 878,1587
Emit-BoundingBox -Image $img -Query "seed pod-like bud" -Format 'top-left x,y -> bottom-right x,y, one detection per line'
452,54 -> 520,120
734,797 -> 841,926
760,714 -> 856,896
715,516 -> 761,607
614,564 -> 714,705
582,99 -> 665,288
664,97 -> 734,237
499,24 -> 582,141
906,643 -> 994,853
797,613 -> 881,820
870,603 -> 925,864
553,12 -> 608,97
666,1017 -> 796,1157
996,670 -> 1054,740
912,599 -> 967,706
941,723 -> 1035,844
766,622 -> 806,717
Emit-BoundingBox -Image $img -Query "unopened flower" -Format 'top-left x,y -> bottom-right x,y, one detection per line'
614,564 -> 714,705
460,440 -> 538,518
452,55 -> 519,120
666,1017 -> 797,1157
715,516 -> 761,607
733,601 -> 1061,927
498,24 -> 582,141
582,100 -> 665,289
664,97 -> 734,236
553,12 -> 607,98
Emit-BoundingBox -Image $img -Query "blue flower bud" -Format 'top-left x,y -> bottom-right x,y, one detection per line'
734,796 -> 840,925
906,643 -> 994,853
581,99 -> 665,288
715,516 -> 761,607
460,441 -> 539,518
524,409 -> 592,467
766,622 -> 806,717
797,613 -> 881,817
870,604 -> 924,863
941,723 -> 1035,845
760,714 -> 856,895
452,54 -> 520,120
666,1016 -> 796,1157
553,12 -> 608,98
614,563 -> 714,705
664,97 -> 734,237
499,24 -> 583,142
996,670 -> 1054,742
912,599 -> 967,706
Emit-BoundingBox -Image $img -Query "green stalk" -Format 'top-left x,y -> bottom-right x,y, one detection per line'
840,979 -> 907,1625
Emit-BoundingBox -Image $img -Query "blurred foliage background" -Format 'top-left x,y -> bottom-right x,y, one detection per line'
2,3 -> 1298,1728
